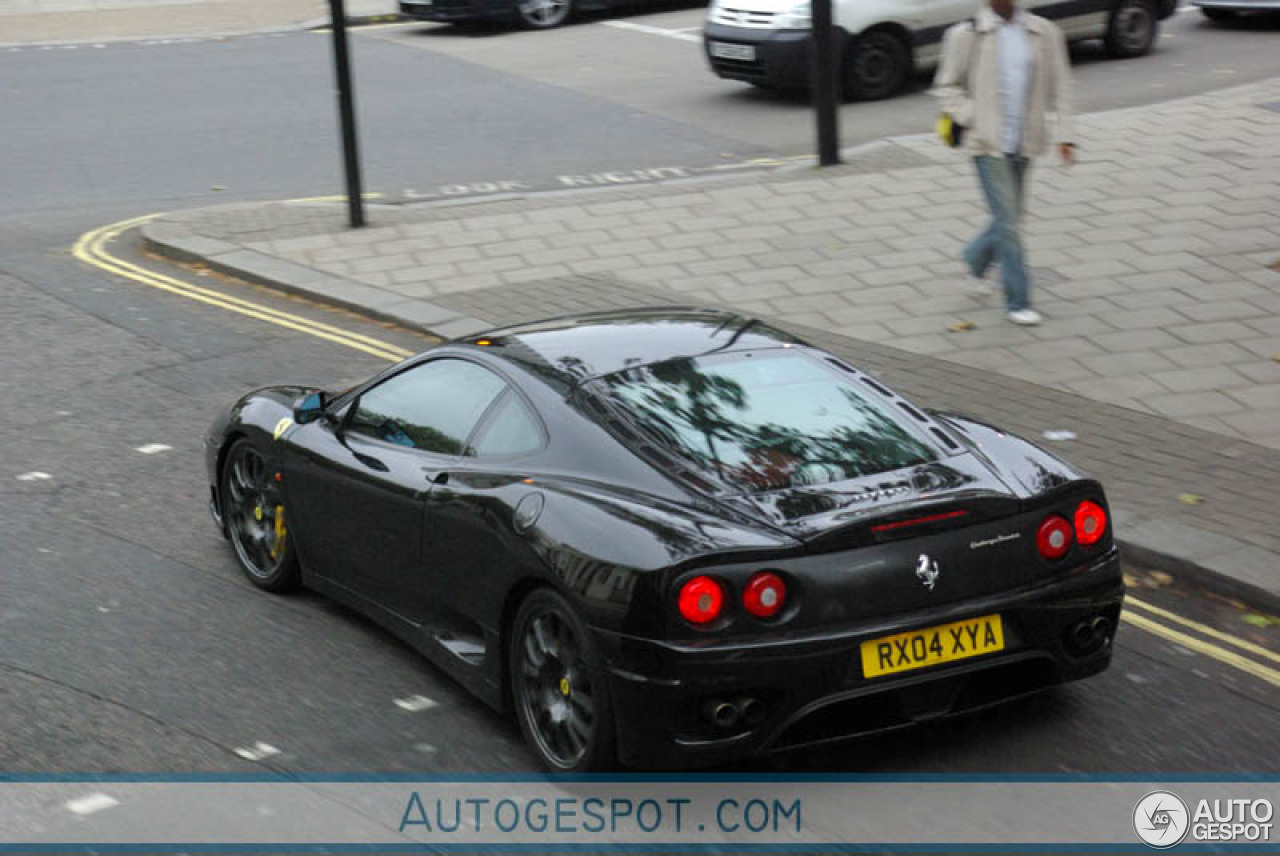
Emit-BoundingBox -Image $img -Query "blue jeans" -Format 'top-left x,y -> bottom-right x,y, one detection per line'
966,154 -> 1031,311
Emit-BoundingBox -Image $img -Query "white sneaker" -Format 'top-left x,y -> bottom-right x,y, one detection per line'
1007,308 -> 1043,326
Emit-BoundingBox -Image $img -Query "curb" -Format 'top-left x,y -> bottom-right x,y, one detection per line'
0,10 -> 405,49
140,219 -> 489,340
301,12 -> 405,30
138,213 -> 1280,615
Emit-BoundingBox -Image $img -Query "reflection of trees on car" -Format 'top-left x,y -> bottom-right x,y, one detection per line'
602,357 -> 935,493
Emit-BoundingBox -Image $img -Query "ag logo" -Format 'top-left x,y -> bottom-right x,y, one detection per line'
1134,790 -> 1190,848
915,554 -> 940,591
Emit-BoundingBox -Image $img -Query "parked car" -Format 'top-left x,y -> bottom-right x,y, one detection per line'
206,308 -> 1122,771
1192,0 -> 1280,20
400,0 -> 577,29
704,0 -> 1178,99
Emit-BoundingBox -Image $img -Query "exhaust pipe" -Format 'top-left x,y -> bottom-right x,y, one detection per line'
1066,616 -> 1112,656
703,700 -> 740,729
736,697 -> 766,727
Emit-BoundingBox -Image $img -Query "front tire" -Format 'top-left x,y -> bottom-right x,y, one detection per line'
513,0 -> 571,29
221,437 -> 300,592
1106,0 -> 1158,57
844,30 -> 910,101
509,589 -> 616,772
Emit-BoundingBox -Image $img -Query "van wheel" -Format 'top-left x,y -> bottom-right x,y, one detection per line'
844,30 -> 909,101
1106,0 -> 1157,57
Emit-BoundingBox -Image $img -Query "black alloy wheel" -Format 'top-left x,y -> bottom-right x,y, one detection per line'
1106,0 -> 1158,57
510,589 -> 616,771
222,437 -> 300,592
514,0 -> 571,29
844,30 -> 910,101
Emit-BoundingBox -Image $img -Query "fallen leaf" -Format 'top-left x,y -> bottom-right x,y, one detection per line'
947,320 -> 976,333
1242,613 -> 1278,628
1122,573 -> 1140,588
1150,571 -> 1173,586
1178,493 -> 1204,505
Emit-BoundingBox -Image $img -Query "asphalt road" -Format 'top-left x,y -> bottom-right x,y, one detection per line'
1,231 -> 1277,776
0,5 -> 1277,778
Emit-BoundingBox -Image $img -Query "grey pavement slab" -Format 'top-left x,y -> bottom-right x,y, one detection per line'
139,79 -> 1280,606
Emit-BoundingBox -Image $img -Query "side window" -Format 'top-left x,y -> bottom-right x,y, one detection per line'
469,392 -> 544,457
349,359 -> 506,455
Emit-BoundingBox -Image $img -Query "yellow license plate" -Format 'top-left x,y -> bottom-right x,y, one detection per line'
861,614 -> 1005,679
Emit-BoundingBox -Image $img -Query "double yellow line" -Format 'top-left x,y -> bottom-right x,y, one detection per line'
72,213 -> 414,364
75,215 -> 1279,689
1123,596 -> 1280,687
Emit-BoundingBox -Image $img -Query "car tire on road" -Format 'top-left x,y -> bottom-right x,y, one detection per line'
1105,0 -> 1158,58
844,29 -> 910,101
509,588 -> 617,772
221,437 -> 300,592
513,0 -> 572,29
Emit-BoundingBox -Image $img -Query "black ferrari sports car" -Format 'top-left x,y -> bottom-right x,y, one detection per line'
205,308 -> 1122,771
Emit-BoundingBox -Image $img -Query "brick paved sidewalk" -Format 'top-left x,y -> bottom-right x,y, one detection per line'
141,79 -> 1280,604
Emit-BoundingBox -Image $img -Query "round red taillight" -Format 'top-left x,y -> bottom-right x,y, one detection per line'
1037,514 -> 1073,560
1074,500 -> 1107,546
743,572 -> 787,619
678,576 -> 724,625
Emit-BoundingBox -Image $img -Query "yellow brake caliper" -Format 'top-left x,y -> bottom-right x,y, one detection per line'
269,505 -> 287,559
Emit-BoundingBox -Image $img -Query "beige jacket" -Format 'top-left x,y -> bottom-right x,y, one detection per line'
931,8 -> 1074,158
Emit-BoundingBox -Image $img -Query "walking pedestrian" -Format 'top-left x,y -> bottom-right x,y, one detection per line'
932,0 -> 1075,326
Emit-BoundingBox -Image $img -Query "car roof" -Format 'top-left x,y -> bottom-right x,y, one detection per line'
461,307 -> 809,386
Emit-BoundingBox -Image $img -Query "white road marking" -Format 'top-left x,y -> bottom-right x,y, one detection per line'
135,443 -> 172,455
234,742 -> 280,761
66,793 -> 119,815
600,20 -> 701,42
395,694 -> 439,712
16,472 -> 51,482
1042,430 -> 1077,441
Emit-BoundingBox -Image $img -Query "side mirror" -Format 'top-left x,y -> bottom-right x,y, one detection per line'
293,391 -> 329,425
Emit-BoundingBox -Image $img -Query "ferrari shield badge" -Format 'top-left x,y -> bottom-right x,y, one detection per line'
916,554 -> 941,591
273,417 -> 294,440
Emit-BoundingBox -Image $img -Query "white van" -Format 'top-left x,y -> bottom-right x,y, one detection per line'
703,0 -> 1176,100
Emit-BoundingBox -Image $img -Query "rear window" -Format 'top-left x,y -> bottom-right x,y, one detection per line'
590,349 -> 936,493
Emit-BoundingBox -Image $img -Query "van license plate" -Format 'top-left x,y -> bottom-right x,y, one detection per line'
861,614 -> 1005,679
709,41 -> 756,61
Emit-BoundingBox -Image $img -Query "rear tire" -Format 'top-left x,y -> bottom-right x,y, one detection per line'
513,0 -> 571,28
1106,0 -> 1158,57
844,30 -> 910,101
1199,6 -> 1235,19
509,589 -> 617,772
221,437 -> 300,592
